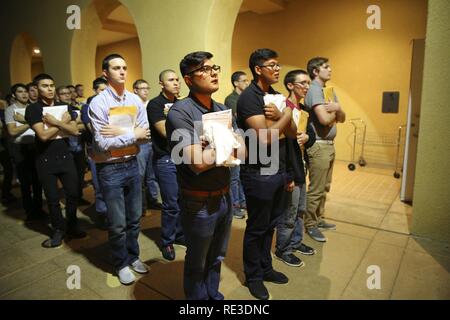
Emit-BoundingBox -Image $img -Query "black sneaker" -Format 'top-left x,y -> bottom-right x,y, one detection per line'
275,251 -> 304,267
161,244 -> 175,261
246,281 -> 269,300
42,230 -> 64,248
263,270 -> 289,284
318,220 -> 336,230
294,243 -> 316,255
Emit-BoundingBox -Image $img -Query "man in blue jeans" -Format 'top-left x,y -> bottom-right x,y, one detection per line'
147,69 -> 185,261
166,51 -> 245,300
275,70 -> 317,268
89,54 -> 151,285
224,71 -> 249,219
133,79 -> 161,212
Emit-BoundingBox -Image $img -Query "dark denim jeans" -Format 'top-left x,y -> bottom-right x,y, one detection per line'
230,165 -> 246,207
154,155 -> 183,246
88,156 -> 107,215
241,169 -> 289,282
276,184 -> 306,255
180,193 -> 233,300
137,142 -> 159,202
97,158 -> 142,271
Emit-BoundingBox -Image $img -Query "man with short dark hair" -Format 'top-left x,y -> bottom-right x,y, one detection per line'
237,48 -> 296,300
75,84 -> 85,103
274,70 -> 317,267
89,54 -> 151,285
57,86 -> 89,204
224,71 -> 248,219
5,83 -> 43,220
147,69 -> 184,261
304,57 -> 346,243
133,79 -> 161,212
25,73 -> 85,248
26,82 -> 38,104
166,51 -> 245,300
82,78 -> 108,229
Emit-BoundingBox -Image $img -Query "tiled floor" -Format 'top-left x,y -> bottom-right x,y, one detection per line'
0,160 -> 449,300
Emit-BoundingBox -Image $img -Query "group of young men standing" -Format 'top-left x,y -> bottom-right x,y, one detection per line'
2,46 -> 345,300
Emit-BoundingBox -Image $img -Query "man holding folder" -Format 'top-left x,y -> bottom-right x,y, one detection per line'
275,70 -> 317,267
304,57 -> 346,242
89,54 -> 151,285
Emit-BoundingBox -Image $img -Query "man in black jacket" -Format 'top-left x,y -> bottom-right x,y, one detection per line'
275,70 -> 316,267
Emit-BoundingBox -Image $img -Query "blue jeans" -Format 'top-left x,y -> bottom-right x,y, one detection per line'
137,142 -> 159,202
180,193 -> 233,300
230,165 -> 246,207
276,184 -> 306,255
154,155 -> 183,246
88,157 -> 107,215
241,169 -> 289,282
97,158 -> 142,271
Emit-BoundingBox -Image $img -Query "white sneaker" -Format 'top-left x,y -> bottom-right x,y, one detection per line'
117,266 -> 136,285
130,259 -> 149,274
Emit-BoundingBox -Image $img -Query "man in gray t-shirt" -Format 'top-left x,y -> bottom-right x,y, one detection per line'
5,83 -> 43,220
303,57 -> 346,242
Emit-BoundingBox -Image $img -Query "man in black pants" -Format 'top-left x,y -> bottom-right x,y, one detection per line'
237,48 -> 296,300
5,83 -> 44,220
26,73 -> 86,248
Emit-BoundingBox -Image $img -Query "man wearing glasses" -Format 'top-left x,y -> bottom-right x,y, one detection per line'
166,51 -> 245,300
237,48 -> 296,300
133,79 -> 161,212
304,57 -> 346,243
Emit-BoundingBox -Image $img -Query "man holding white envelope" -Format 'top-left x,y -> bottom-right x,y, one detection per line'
25,73 -> 84,248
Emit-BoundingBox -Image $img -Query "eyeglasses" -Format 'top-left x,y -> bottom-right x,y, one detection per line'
136,87 -> 150,90
59,91 -> 71,95
187,64 -> 221,76
259,63 -> 282,71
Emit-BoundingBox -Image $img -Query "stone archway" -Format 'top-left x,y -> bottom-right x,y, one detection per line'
71,0 -> 142,94
10,33 -> 44,84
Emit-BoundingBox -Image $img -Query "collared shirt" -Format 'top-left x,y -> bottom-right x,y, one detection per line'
166,93 -> 235,191
147,92 -> 177,159
5,103 -> 35,144
224,90 -> 240,116
88,86 -> 149,162
25,99 -> 77,156
304,79 -> 337,140
236,80 -> 288,172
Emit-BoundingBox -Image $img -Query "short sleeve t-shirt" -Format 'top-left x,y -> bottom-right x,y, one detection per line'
25,100 -> 77,156
236,80 -> 288,172
147,93 -> 176,159
166,93 -> 234,191
5,104 -> 35,144
304,80 -> 337,140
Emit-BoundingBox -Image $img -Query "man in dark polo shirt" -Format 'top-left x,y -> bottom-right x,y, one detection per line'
304,57 -> 346,243
237,48 -> 296,300
166,51 -> 245,300
25,73 -> 85,248
224,71 -> 249,219
147,69 -> 185,261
